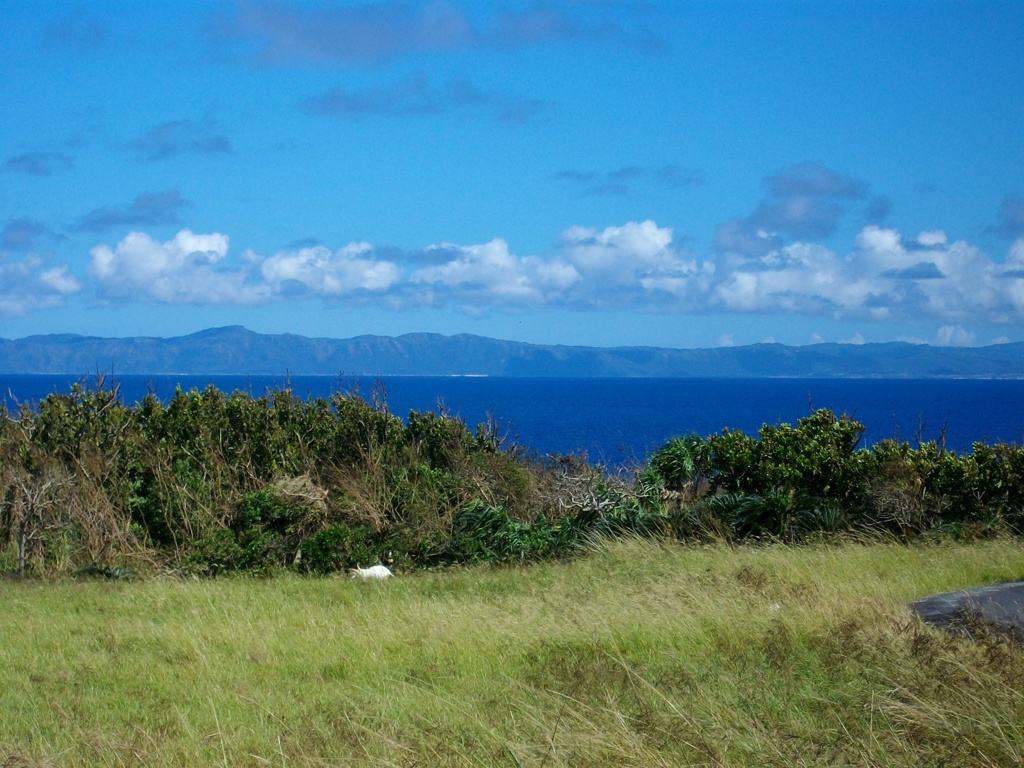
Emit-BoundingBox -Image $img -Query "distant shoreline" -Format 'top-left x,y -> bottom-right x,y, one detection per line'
3,326 -> 1024,378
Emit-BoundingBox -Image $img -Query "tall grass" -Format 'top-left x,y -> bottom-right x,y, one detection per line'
3,536 -> 1024,766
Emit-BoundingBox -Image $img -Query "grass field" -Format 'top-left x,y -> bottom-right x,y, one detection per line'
3,536 -> 1024,767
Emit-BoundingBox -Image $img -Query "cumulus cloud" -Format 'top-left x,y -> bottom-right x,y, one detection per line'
301,75 -> 548,121
564,221 -> 708,308
90,229 -> 267,305
65,220 -> 1024,336
409,238 -> 579,310
709,224 -> 1024,325
88,230 -> 402,306
214,1 -> 656,66
936,325 -> 976,347
125,120 -> 232,162
75,190 -> 190,233
38,266 -> 80,294
80,221 -> 694,314
562,220 -> 674,273
258,242 -> 402,296
0,253 -> 80,316
408,220 -> 705,312
3,152 -> 74,176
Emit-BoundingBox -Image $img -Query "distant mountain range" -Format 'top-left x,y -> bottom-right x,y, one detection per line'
2,325 -> 1024,378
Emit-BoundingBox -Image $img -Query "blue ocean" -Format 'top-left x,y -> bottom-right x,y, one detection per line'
3,374 -> 1024,466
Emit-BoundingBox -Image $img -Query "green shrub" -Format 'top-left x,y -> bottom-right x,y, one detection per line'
706,409 -> 871,515
299,524 -> 382,574
184,528 -> 276,576
442,502 -> 581,564
406,409 -> 475,470
6,377 -> 1024,578
648,433 -> 710,491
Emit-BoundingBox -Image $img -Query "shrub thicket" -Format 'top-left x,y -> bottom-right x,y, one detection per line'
2,379 -> 1023,577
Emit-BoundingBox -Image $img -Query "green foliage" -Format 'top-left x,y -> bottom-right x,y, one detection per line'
298,524 -> 382,574
649,407 -> 1024,543
4,373 -> 1024,578
648,433 -> 710,491
442,502 -> 581,563
241,488 -> 293,530
406,409 -> 475,470
707,409 -> 869,504
329,389 -> 406,467
74,563 -> 135,580
683,490 -> 845,541
184,528 -> 277,577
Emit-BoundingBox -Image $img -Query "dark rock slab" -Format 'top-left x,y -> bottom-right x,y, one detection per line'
911,582 -> 1024,634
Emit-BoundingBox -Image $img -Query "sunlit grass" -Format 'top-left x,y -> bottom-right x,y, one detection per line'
3,536 -> 1024,766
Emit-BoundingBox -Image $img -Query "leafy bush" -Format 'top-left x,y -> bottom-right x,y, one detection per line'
706,409 -> 871,512
299,524 -> 382,574
184,529 -> 276,577
648,433 -> 710,491
406,409 -> 475,471
441,502 -> 581,564
4,374 -> 1024,578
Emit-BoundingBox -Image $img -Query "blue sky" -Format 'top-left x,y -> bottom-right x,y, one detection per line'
3,0 -> 1023,349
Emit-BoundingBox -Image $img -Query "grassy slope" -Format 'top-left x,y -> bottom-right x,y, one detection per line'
3,537 -> 1024,767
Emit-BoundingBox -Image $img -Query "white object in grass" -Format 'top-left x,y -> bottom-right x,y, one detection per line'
349,564 -> 393,580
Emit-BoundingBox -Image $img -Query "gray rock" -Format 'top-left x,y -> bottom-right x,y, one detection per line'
911,582 -> 1024,635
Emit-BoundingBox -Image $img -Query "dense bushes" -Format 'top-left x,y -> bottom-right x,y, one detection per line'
0,378 -> 614,576
644,408 -> 1024,541
2,379 -> 1024,578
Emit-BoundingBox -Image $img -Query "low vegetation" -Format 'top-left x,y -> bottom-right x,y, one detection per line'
3,537 -> 1024,766
2,376 -> 1024,577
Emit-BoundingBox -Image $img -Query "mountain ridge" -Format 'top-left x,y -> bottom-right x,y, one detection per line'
2,326 -> 1024,378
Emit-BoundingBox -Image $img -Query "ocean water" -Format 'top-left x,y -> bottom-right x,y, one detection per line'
3,374 -> 1024,466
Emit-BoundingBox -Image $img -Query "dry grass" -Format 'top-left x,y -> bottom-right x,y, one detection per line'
2,536 -> 1024,766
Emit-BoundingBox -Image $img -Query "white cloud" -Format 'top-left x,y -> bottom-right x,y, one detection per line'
708,225 -> 1024,326
44,221 -> 1024,340
90,229 -> 268,305
917,230 -> 947,247
0,254 -> 81,316
561,220 -> 674,276
259,243 -> 401,295
714,241 -> 842,313
404,221 -> 709,313
409,238 -> 579,308
936,325 -> 976,346
38,266 -> 81,295
560,220 -> 708,307
89,230 -> 405,306
1006,238 -> 1024,268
